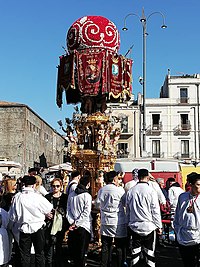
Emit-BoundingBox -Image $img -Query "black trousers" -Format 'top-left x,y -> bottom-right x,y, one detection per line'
44,228 -> 65,267
19,227 -> 45,267
129,228 -> 156,267
68,226 -> 91,267
100,235 -> 127,267
13,239 -> 22,267
179,244 -> 200,267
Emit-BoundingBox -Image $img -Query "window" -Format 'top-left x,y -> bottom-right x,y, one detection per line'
117,143 -> 128,158
152,114 -> 160,130
180,114 -> 189,130
181,140 -> 189,158
152,140 -> 160,158
121,116 -> 128,133
180,88 -> 188,103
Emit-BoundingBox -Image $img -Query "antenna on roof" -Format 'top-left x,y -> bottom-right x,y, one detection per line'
125,44 -> 134,57
175,71 -> 185,76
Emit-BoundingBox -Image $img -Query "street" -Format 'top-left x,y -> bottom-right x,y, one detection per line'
61,241 -> 184,267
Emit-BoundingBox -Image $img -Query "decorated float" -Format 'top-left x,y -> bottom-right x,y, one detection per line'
56,15 -> 133,195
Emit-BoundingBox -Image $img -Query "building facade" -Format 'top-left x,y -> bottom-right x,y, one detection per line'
146,73 -> 200,161
107,95 -> 141,159
0,101 -> 65,174
109,73 -> 200,162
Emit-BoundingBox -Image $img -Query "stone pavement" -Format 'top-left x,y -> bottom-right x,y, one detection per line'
62,242 -> 184,267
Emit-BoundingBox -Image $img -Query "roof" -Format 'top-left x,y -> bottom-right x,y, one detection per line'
0,100 -> 24,106
115,159 -> 180,172
0,161 -> 22,168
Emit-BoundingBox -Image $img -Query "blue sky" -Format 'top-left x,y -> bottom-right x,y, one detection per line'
0,0 -> 199,133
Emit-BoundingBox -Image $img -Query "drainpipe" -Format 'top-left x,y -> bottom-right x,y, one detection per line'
196,83 -> 200,159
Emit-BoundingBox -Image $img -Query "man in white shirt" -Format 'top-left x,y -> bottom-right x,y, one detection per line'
66,175 -> 92,267
168,177 -> 184,216
173,173 -> 200,267
9,175 -> 53,267
66,170 -> 81,196
96,171 -> 127,267
124,168 -> 139,193
126,169 -> 162,267
148,174 -> 166,206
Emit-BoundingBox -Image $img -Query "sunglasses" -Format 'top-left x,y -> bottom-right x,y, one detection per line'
52,185 -> 60,188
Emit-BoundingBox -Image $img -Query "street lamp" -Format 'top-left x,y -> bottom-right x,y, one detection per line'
191,107 -> 197,160
122,8 -> 167,156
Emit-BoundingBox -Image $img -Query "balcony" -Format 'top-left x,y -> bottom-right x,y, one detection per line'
152,153 -> 161,158
117,152 -> 129,158
146,123 -> 162,136
181,153 -> 190,159
174,152 -> 193,160
181,123 -> 191,130
121,127 -> 133,134
147,152 -> 164,158
178,97 -> 189,104
120,127 -> 134,139
173,121 -> 191,135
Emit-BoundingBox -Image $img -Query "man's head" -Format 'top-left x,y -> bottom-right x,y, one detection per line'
132,168 -> 139,180
28,168 -> 38,176
187,172 -> 197,182
80,175 -> 91,189
187,172 -> 200,195
104,171 -> 117,184
138,169 -> 149,181
156,178 -> 165,188
21,175 -> 36,187
167,177 -> 175,187
71,170 -> 81,181
187,172 -> 200,185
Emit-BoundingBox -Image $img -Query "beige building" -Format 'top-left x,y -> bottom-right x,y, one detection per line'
107,95 -> 141,159
0,101 -> 65,174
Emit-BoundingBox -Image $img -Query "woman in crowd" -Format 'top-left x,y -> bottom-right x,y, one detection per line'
0,178 -> 21,267
35,175 -> 48,196
0,178 -> 17,211
44,178 -> 67,267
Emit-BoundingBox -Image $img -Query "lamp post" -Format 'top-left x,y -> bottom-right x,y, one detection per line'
191,107 -> 197,160
196,83 -> 200,159
122,8 -> 167,156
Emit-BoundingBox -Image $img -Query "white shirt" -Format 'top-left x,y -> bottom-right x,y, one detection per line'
173,191 -> 200,246
149,180 -> 166,205
36,185 -> 48,196
66,180 -> 78,195
66,190 -> 92,234
96,184 -> 126,226
0,208 -> 11,265
126,182 -> 162,236
168,185 -> 184,213
124,180 -> 137,193
9,187 -> 53,234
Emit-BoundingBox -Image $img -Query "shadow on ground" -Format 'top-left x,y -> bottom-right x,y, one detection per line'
62,241 -> 184,267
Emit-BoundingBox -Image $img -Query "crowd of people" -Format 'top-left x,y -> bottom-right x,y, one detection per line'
0,167 -> 200,267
